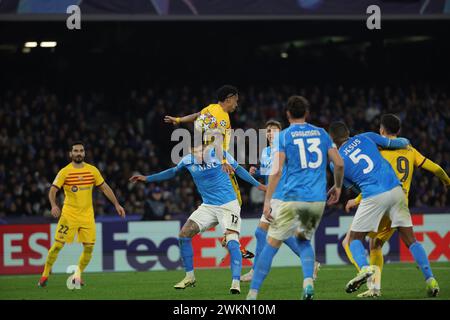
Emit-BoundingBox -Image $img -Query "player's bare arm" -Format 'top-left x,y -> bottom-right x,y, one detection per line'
327,147 -> 344,205
48,185 -> 61,218
179,219 -> 200,238
345,198 -> 358,213
129,175 -> 147,183
98,183 -> 126,218
164,112 -> 201,125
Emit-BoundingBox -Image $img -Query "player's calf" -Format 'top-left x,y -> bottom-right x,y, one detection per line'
224,231 -> 242,293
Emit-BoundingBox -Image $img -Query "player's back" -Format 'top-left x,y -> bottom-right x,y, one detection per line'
380,145 -> 427,199
178,148 -> 237,206
339,134 -> 400,199
277,123 -> 333,202
201,104 -> 231,150
201,104 -> 230,129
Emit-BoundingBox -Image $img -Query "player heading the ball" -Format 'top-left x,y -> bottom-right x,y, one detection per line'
130,142 -> 266,295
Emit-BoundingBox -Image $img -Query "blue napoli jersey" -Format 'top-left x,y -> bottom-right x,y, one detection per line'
259,146 -> 286,200
176,149 -> 239,206
274,123 -> 334,202
338,133 -> 401,198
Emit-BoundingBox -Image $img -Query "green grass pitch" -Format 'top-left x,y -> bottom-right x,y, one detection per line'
1,262 -> 448,300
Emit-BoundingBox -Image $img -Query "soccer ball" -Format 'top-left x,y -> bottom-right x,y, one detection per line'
194,112 -> 219,133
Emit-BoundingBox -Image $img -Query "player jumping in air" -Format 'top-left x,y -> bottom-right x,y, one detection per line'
129,143 -> 266,294
240,120 -> 320,282
164,85 -> 253,258
328,121 -> 440,297
38,141 -> 126,288
342,114 -> 448,297
246,96 -> 345,300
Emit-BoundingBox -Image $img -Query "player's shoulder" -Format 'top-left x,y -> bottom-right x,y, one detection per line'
61,162 -> 72,170
203,103 -> 221,113
261,145 -> 271,154
180,153 -> 194,165
354,132 -> 373,143
82,162 -> 101,174
59,163 -> 73,173
306,122 -> 323,131
83,162 -> 98,169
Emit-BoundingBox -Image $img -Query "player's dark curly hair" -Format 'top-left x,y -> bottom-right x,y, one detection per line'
381,114 -> 401,135
216,85 -> 238,102
286,95 -> 309,118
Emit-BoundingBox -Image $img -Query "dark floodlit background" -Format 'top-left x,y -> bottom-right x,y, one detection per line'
0,0 -> 450,223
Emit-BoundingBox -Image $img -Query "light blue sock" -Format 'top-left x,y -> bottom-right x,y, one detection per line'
284,236 -> 301,258
297,239 -> 315,279
227,240 -> 242,280
409,241 -> 434,280
250,243 -> 279,290
179,237 -> 194,272
252,227 -> 267,270
349,240 -> 369,269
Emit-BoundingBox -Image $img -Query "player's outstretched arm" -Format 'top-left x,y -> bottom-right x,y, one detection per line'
130,167 -> 179,184
234,165 -> 266,191
362,132 -> 410,149
164,112 -> 201,125
98,183 -> 126,218
48,185 -> 61,218
418,156 -> 450,188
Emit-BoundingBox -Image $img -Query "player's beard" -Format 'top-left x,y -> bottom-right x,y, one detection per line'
72,155 -> 84,164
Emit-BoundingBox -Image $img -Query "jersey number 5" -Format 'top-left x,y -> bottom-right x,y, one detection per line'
294,138 -> 323,169
349,148 -> 374,174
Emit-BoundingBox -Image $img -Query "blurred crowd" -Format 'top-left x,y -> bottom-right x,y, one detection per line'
0,84 -> 449,220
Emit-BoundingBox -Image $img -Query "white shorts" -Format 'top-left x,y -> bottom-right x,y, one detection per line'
259,199 -> 282,224
188,200 -> 241,234
268,201 -> 326,241
351,186 -> 412,233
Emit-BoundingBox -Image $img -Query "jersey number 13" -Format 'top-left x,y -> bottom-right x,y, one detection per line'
294,138 -> 323,169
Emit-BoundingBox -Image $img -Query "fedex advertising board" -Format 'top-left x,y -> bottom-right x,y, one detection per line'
1,214 -> 448,275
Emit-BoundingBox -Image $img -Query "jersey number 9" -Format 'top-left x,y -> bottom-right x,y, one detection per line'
396,156 -> 410,182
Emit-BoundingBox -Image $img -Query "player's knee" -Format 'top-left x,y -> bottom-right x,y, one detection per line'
179,229 -> 193,238
371,238 -> 383,250
296,232 -> 308,242
349,231 -> 365,242
83,243 -> 94,253
398,227 -> 416,247
258,221 -> 269,231
224,232 -> 239,245
342,233 -> 350,248
52,240 -> 64,252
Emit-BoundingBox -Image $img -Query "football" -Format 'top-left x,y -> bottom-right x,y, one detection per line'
194,112 -> 219,133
